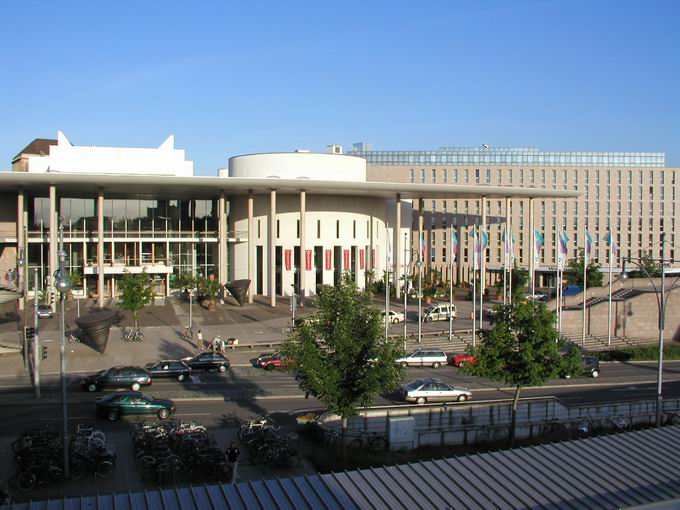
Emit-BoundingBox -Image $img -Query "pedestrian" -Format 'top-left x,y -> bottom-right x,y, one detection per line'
218,336 -> 226,353
196,330 -> 204,350
225,442 -> 240,483
212,336 -> 221,351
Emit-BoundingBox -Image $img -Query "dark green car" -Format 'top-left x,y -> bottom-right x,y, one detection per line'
94,391 -> 175,421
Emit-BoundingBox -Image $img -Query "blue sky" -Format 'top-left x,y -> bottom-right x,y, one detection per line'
1,0 -> 678,174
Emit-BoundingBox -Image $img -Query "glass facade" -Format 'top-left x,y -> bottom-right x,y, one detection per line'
348,146 -> 666,167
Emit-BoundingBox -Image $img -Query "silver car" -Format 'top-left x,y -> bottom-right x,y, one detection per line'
401,378 -> 472,405
396,350 -> 448,368
37,305 -> 54,319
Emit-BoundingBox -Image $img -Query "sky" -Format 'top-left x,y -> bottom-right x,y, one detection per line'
1,0 -> 679,175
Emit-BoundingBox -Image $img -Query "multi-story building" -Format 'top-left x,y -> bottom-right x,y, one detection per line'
0,134 -> 571,310
352,145 -> 674,286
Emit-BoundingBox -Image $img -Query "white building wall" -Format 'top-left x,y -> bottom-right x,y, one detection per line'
227,152 -> 366,182
229,194 -> 389,297
28,131 -> 193,176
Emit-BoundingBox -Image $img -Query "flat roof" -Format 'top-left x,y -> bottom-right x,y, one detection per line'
4,425 -> 680,509
0,173 -> 579,200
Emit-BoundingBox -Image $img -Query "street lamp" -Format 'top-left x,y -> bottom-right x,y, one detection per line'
54,219 -> 71,478
620,233 -> 678,427
416,259 -> 423,343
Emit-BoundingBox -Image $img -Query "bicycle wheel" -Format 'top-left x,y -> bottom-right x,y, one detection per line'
369,437 -> 388,451
16,471 -> 36,492
96,460 -> 114,478
47,465 -> 64,485
70,460 -> 87,481
348,437 -> 363,449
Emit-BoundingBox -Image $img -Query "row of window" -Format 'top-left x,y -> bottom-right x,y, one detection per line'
408,168 -> 677,185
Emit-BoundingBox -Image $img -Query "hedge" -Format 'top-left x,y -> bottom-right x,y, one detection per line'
591,343 -> 680,362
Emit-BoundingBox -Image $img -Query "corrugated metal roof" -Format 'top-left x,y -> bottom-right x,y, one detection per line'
5,426 -> 680,510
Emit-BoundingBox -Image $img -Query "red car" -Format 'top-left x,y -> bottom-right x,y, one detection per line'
451,354 -> 477,367
256,353 -> 291,371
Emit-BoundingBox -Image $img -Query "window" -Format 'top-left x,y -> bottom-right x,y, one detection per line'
431,200 -> 436,212
508,169 -> 513,183
486,169 -> 491,183
443,169 -> 448,183
465,169 -> 469,183
277,220 -> 280,238
296,220 -> 300,238
530,169 -> 535,183
336,220 -> 340,238
257,220 -> 261,238
317,220 -> 321,238
420,169 -> 425,183
352,220 -> 356,238
431,169 -> 436,182
431,247 -> 436,263
475,169 -> 480,183
453,169 -> 458,183
409,169 -> 414,183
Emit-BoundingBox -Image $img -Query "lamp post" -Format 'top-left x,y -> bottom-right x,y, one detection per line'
416,258 -> 423,343
620,233 -> 677,427
54,219 -> 72,478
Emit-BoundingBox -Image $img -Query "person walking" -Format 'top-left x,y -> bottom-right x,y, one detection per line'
196,330 -> 204,350
225,442 -> 240,483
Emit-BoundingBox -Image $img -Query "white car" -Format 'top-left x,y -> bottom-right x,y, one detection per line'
382,310 -> 405,324
396,350 -> 448,368
401,378 -> 472,405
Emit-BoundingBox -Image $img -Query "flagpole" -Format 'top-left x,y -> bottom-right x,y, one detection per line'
582,227 -> 588,349
508,230 -> 513,305
449,228 -> 455,342
607,230 -> 613,348
472,227 -> 477,347
479,230 -> 485,330
403,233 -> 408,340
385,222 -> 389,340
503,227 -> 507,306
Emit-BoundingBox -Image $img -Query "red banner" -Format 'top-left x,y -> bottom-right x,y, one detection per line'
284,249 -> 291,271
305,249 -> 312,271
343,249 -> 350,271
325,249 -> 332,270
359,249 -> 365,270
371,249 -> 376,268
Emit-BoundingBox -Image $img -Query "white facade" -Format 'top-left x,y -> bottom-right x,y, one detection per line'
225,151 -> 400,297
226,152 -> 366,181
26,131 -> 193,176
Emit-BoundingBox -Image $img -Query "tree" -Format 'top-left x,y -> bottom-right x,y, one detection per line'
118,270 -> 155,331
629,250 -> 663,278
281,274 -> 406,458
493,263 -> 528,301
172,272 -> 197,297
461,300 -> 581,445
564,249 -> 603,288
198,277 -> 222,311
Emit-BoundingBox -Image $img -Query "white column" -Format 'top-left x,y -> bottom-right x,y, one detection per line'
269,189 -> 276,308
97,190 -> 105,307
218,192 -> 227,285
480,195 -> 487,299
247,191 -> 254,303
17,189 -> 24,311
299,190 -> 306,304
48,185 -> 57,308
395,194 -> 401,299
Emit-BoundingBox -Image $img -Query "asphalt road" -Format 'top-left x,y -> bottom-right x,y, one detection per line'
1,361 -> 678,435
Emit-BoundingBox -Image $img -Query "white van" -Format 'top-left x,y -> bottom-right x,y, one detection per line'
422,303 -> 457,322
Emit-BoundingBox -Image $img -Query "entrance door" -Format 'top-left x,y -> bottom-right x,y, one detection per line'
275,246 -> 282,296
314,246 -> 323,291
256,246 -> 263,295
293,246 -> 300,295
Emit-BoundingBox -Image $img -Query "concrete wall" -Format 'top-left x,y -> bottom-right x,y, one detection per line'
227,152 -> 366,182
560,278 -> 680,340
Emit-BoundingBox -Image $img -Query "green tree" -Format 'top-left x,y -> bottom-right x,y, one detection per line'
564,248 -> 603,288
491,263 -> 527,301
281,274 -> 406,457
172,272 -> 197,295
118,270 -> 155,330
461,300 -> 581,445
630,250 -> 663,278
198,277 -> 222,310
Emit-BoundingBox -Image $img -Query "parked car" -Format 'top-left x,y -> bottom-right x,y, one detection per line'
182,352 -> 230,372
525,292 -> 549,301
400,378 -> 472,405
422,304 -> 457,322
382,310 -> 405,324
145,360 -> 192,382
396,350 -> 449,368
81,366 -> 151,392
255,352 -> 291,371
95,391 -> 175,421
451,354 -> 478,367
564,355 -> 600,378
36,305 -> 54,319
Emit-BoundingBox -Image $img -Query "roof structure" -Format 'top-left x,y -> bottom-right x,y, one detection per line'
0,172 -> 579,200
4,425 -> 680,509
11,138 -> 57,162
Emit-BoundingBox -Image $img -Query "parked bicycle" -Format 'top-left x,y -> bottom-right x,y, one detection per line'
8,424 -> 64,492
181,325 -> 193,341
347,430 -> 388,451
123,328 -> 145,342
69,425 -> 116,480
67,330 -> 83,343
238,416 -> 300,469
